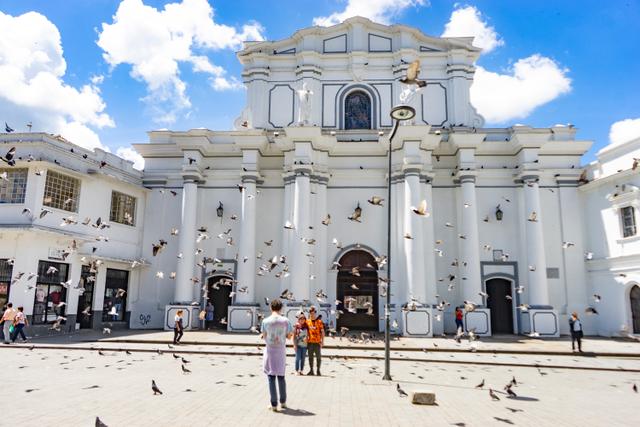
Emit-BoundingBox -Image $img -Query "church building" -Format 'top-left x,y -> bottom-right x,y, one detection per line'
1,17 -> 639,338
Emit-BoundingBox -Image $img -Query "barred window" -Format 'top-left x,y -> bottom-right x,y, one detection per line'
0,168 -> 28,204
110,191 -> 136,226
43,171 -> 80,212
622,206 -> 637,238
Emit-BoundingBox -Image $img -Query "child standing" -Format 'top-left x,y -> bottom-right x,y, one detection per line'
293,314 -> 309,375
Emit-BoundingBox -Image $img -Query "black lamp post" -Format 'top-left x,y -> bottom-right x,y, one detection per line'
383,104 -> 416,381
495,204 -> 503,221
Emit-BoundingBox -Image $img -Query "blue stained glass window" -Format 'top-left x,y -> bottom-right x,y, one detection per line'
345,91 -> 371,130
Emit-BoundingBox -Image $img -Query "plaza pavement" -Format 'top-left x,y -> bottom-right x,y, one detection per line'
1,330 -> 639,426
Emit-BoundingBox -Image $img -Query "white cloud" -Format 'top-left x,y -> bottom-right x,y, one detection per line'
609,118 -> 640,147
470,55 -> 571,123
116,146 -> 145,170
0,10 -> 114,151
313,0 -> 426,27
441,5 -> 503,53
97,0 -> 264,124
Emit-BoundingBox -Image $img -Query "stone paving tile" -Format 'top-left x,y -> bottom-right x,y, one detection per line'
1,344 -> 639,426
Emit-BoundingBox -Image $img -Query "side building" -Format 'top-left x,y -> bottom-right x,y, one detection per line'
0,133 -> 146,335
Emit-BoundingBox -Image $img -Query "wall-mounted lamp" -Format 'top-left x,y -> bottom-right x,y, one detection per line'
217,202 -> 224,222
495,204 -> 503,221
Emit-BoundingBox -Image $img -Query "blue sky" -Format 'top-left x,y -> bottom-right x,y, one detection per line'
0,0 -> 639,166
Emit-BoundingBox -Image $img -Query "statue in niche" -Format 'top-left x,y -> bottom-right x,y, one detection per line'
296,82 -> 313,126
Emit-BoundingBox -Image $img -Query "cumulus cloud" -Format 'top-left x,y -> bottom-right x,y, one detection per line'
313,0 -> 426,27
609,118 -> 640,147
116,146 -> 145,170
470,55 -> 571,123
97,0 -> 264,124
0,10 -> 114,151
441,5 -> 503,53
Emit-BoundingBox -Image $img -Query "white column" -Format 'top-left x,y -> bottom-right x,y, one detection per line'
235,177 -> 258,304
174,180 -> 198,303
393,175 -> 407,305
281,175 -> 294,293
290,169 -> 311,301
459,175 -> 482,303
523,178 -> 549,306
315,175 -> 329,295
403,170 -> 427,303
421,176 -> 438,303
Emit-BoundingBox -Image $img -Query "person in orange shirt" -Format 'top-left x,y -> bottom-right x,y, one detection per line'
305,306 -> 324,376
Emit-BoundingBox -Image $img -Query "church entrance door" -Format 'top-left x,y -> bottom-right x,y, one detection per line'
486,278 -> 514,334
207,276 -> 232,329
631,285 -> 640,334
336,250 -> 378,331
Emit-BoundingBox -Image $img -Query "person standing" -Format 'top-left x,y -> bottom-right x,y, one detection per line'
10,306 -> 28,343
205,302 -> 215,330
261,299 -> 292,412
1,303 -> 16,344
173,310 -> 184,345
293,313 -> 309,375
455,307 -> 464,333
306,306 -> 324,376
569,312 -> 583,352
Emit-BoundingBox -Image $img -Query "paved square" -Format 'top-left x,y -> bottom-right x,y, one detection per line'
2,335 -> 639,426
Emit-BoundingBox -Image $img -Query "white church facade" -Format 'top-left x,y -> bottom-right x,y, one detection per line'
1,17 -> 639,338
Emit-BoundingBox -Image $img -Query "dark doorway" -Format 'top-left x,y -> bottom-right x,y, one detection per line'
207,276 -> 232,329
486,278 -> 514,334
336,250 -> 378,331
77,265 -> 95,329
631,285 -> 640,334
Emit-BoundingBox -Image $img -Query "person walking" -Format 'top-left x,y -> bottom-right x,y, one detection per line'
205,302 -> 214,330
173,310 -> 184,344
455,307 -> 464,333
306,306 -> 324,376
293,313 -> 309,375
569,312 -> 584,352
261,299 -> 292,412
10,306 -> 28,343
1,303 -> 17,344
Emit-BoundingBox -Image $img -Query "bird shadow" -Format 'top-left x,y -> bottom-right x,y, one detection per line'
280,407 -> 315,416
507,395 -> 539,402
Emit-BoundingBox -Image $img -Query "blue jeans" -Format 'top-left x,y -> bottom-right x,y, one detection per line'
11,324 -> 26,342
268,375 -> 286,407
295,346 -> 307,371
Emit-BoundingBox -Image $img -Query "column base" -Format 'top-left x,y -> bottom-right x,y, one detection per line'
164,305 -> 200,331
432,306 -> 445,336
463,308 -> 492,336
227,304 -> 259,332
402,305 -> 433,337
520,306 -> 559,337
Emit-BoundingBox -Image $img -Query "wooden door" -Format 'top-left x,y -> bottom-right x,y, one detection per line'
631,285 -> 640,334
336,250 -> 378,331
486,278 -> 514,334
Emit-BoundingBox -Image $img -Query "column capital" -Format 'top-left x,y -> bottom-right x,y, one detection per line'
514,172 -> 541,184
454,171 -> 477,184
241,172 -> 262,184
310,173 -> 329,184
181,168 -> 203,183
420,172 -> 435,184
292,164 -> 313,177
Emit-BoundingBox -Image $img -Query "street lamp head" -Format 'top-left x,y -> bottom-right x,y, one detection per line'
495,204 -> 503,221
216,202 -> 224,218
390,104 -> 416,121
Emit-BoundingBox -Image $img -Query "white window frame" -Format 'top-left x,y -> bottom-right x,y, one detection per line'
621,205 -> 637,238
0,168 -> 28,204
110,191 -> 137,226
42,170 -> 80,212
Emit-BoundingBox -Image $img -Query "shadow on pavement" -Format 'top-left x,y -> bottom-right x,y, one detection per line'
280,408 -> 315,416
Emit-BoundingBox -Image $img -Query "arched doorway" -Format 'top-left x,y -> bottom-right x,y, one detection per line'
486,278 -> 514,334
631,285 -> 640,334
207,275 -> 232,329
336,250 -> 378,330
